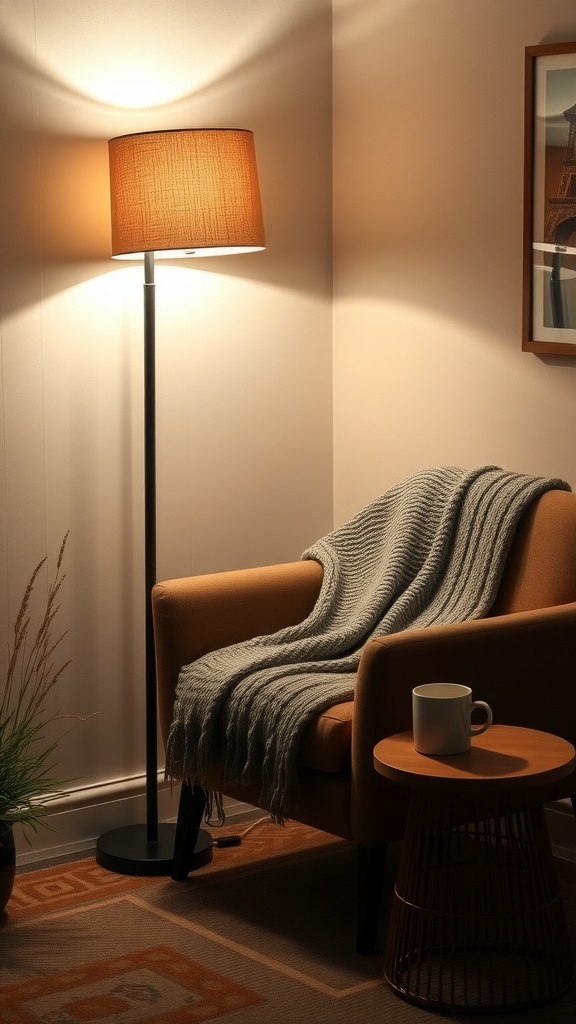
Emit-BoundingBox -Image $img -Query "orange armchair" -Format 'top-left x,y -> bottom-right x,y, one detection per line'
152,488 -> 576,953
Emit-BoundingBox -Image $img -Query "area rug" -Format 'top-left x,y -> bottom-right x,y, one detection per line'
6,820 -> 337,922
1,822 -> 575,1024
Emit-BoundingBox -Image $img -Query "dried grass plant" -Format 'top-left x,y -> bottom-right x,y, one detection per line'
0,533 -> 82,834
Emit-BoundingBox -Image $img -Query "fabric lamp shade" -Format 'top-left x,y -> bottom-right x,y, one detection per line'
109,128 -> 265,259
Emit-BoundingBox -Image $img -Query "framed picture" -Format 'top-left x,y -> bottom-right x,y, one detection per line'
523,41 -> 576,355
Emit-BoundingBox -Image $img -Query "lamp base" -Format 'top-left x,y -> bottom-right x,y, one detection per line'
95,823 -> 213,876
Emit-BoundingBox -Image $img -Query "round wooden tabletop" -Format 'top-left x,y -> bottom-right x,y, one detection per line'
373,725 -> 576,791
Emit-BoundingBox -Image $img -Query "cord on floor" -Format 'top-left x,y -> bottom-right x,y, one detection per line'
212,815 -> 273,848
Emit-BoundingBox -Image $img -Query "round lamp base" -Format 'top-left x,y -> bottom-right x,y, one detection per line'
95,823 -> 213,876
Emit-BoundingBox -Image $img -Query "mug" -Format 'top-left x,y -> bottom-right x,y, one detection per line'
412,683 -> 493,755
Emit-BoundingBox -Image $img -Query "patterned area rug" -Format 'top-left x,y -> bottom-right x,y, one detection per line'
1,821 -> 575,1024
7,820 -> 336,921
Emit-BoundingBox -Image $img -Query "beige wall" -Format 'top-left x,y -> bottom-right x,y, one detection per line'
0,0 -> 333,857
333,0 -> 576,524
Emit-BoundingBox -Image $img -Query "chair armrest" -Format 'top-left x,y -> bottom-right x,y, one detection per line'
351,602 -> 576,838
152,560 -> 323,746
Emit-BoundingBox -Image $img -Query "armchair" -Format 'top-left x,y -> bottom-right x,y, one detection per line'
152,487 -> 576,954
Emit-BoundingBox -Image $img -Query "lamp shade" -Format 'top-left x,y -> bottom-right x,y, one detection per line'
109,128 -> 265,259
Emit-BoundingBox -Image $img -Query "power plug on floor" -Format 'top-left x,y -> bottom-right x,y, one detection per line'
212,815 -> 272,849
213,835 -> 242,848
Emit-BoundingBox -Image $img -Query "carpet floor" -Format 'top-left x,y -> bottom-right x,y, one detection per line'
1,820 -> 575,1023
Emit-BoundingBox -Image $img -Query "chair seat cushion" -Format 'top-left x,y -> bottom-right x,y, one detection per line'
297,701 -> 353,773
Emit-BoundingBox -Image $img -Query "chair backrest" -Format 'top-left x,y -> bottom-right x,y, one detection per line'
490,488 -> 576,615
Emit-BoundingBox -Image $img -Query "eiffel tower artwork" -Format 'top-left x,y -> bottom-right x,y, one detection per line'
524,43 -> 576,352
538,98 -> 576,331
544,101 -> 576,246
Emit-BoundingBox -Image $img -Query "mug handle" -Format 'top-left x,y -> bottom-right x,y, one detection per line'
469,700 -> 493,736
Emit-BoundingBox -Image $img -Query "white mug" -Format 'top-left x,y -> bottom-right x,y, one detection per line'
412,683 -> 493,755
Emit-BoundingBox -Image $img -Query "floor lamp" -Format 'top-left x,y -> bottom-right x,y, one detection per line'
95,129 -> 265,875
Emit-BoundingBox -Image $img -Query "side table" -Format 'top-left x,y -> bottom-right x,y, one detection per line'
374,725 -> 575,1013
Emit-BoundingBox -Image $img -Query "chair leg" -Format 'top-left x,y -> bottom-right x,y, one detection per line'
171,782 -> 210,880
356,842 -> 388,955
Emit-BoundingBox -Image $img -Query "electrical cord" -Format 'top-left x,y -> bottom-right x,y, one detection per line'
212,815 -> 273,848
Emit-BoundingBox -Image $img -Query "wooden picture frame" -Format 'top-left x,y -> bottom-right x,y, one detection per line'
523,41 -> 576,355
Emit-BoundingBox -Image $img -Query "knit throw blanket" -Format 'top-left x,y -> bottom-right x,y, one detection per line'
165,466 -> 570,819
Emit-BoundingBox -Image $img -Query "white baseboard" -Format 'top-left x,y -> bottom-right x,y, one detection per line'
546,798 -> 576,863
14,781 -> 575,869
13,773 -> 258,868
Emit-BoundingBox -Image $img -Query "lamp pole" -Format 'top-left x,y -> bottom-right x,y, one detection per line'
143,250 -> 159,844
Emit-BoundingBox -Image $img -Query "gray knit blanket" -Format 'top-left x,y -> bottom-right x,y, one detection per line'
165,466 -> 569,819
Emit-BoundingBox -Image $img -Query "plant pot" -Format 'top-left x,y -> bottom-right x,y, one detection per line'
0,822 -> 16,915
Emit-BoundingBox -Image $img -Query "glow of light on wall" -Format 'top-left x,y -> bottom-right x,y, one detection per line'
0,0 -> 295,109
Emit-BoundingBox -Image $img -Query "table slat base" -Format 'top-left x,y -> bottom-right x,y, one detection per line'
384,787 -> 572,1012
